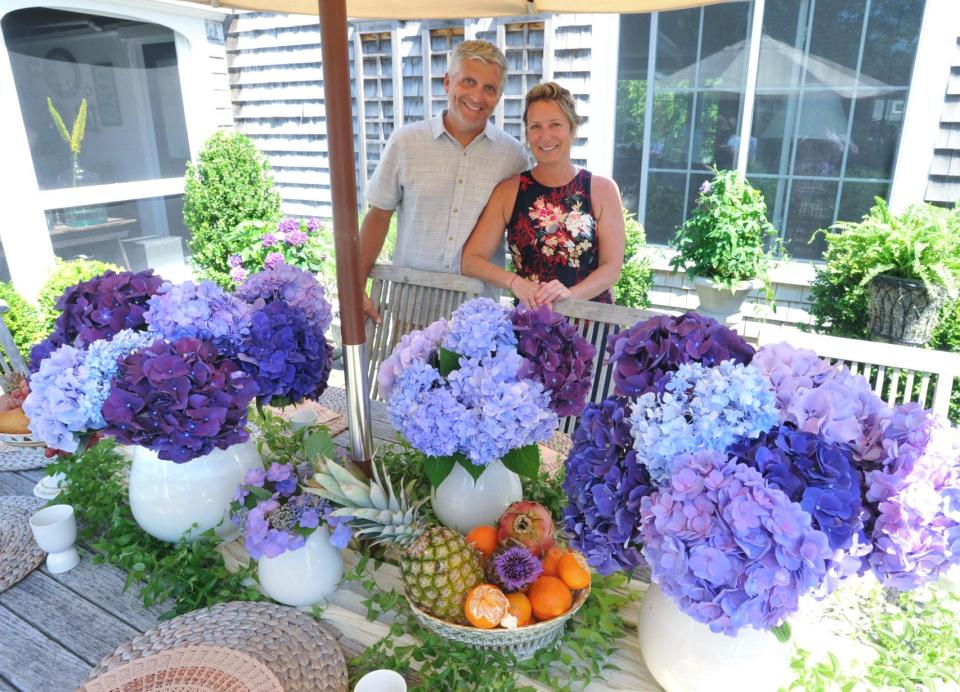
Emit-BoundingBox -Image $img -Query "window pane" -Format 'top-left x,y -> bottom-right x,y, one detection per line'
651,92 -> 694,169
860,0 -> 923,86
756,0 -> 804,90
646,172 -> 687,245
699,2 -> 750,90
750,176 -> 782,230
784,179 -> 838,260
3,8 -> 190,190
613,13 -> 651,215
693,91 -> 743,169
655,9 -> 700,77
791,91 -> 849,178
808,0 -> 866,75
46,195 -> 191,280
749,95 -> 793,175
837,181 -> 889,224
844,91 -> 907,179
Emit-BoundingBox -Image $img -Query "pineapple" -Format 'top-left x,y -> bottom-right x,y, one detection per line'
306,457 -> 484,624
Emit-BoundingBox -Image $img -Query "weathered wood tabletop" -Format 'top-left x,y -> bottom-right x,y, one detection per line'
0,381 -> 661,692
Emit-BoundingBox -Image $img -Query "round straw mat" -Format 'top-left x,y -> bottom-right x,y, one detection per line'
0,443 -> 49,471
90,601 -> 348,692
82,645 -> 283,692
0,495 -> 46,593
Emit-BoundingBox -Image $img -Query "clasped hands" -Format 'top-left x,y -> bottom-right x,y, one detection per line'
510,276 -> 571,309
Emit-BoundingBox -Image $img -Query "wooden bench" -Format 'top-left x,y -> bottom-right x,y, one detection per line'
756,325 -> 960,419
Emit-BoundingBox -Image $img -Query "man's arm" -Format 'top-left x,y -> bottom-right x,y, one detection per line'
358,206 -> 395,323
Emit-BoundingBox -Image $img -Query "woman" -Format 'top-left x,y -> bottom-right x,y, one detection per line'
461,82 -> 625,308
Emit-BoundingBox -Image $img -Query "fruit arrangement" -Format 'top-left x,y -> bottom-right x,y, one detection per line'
0,373 -> 32,436
307,461 -> 591,640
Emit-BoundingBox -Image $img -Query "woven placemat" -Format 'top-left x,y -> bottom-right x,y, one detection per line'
82,645 -> 283,692
0,495 -> 46,593
89,601 -> 349,692
270,400 -> 348,438
0,443 -> 49,471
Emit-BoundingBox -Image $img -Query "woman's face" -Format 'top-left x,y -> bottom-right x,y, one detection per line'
525,99 -> 574,166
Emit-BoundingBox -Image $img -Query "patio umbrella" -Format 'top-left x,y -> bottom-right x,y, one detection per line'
182,0 -> 724,466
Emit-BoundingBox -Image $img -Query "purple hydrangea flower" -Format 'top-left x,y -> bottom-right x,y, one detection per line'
237,264 -> 332,333
606,312 -> 754,398
641,450 -> 832,636
264,252 -> 286,270
442,298 -> 517,359
511,305 -> 596,417
563,396 -> 655,575
491,545 -> 543,591
228,254 -> 243,268
306,217 -> 321,232
145,280 -> 251,354
230,267 -> 248,284
23,344 -> 89,452
699,180 -> 712,196
285,229 -> 308,247
261,233 -> 279,249
101,337 -> 258,462
377,319 -> 449,399
277,218 -> 300,234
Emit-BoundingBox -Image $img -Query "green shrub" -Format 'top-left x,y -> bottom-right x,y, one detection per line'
615,211 -> 653,309
0,282 -> 44,357
184,131 -> 282,288
38,258 -> 121,335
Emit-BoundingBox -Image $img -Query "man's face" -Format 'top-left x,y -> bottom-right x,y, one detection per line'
443,58 -> 503,137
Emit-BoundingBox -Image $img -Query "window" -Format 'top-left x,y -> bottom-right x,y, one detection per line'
358,32 -> 395,180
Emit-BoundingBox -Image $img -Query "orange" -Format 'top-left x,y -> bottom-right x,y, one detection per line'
464,584 -> 509,629
505,592 -> 533,627
465,525 -> 498,559
557,551 -> 591,590
541,546 -> 568,577
527,576 -> 573,621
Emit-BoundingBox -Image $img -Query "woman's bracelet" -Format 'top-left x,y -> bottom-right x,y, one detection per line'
508,275 -> 518,292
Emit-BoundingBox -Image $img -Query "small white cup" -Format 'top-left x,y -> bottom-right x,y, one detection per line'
353,669 -> 407,692
29,504 -> 80,574
289,408 -> 319,432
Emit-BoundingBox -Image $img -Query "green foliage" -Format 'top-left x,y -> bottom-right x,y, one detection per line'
818,199 -> 960,301
615,211 -> 653,309
226,218 -> 336,293
37,258 -> 122,335
45,439 -> 262,619
183,131 -> 282,288
782,648 -> 858,692
669,168 -> 782,295
346,550 -> 638,691
0,282 -> 43,357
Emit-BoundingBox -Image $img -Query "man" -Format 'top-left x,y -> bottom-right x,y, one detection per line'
358,40 -> 529,322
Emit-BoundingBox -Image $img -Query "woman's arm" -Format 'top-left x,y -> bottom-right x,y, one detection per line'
537,174 -> 625,305
461,178 -> 540,307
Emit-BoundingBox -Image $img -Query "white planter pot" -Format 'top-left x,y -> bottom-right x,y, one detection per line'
637,584 -> 791,692
128,440 -> 262,543
431,459 -> 523,534
692,276 -> 759,328
256,525 -> 344,607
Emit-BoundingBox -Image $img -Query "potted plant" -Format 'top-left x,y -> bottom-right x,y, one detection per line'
669,169 -> 782,326
822,199 -> 960,346
562,313 -> 960,690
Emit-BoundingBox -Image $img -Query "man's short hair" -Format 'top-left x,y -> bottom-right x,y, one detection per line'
447,40 -> 508,91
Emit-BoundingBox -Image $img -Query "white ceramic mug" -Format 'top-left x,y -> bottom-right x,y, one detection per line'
29,504 -> 80,573
289,408 -> 319,432
353,669 -> 407,692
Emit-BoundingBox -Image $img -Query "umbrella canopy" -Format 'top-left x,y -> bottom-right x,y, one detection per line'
182,0 -> 723,465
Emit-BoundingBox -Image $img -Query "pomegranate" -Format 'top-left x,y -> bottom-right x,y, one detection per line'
497,501 -> 555,557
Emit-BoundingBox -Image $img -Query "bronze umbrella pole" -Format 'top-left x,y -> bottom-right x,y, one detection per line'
318,0 -> 373,470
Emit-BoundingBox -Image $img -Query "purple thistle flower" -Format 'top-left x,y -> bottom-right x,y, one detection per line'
491,545 -> 543,592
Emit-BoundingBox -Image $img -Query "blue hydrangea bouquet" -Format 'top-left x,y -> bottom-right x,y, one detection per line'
563,312 -> 960,637
378,297 -> 595,485
23,264 -> 334,463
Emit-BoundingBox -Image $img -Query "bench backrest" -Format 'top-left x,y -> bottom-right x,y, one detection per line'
756,325 -> 960,419
0,301 -> 28,381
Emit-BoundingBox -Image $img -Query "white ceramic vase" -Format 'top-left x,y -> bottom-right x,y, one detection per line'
430,459 -> 523,534
637,584 -> 791,692
128,439 -> 262,543
256,525 -> 344,607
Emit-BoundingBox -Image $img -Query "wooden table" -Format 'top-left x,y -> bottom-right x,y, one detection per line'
0,381 -> 662,691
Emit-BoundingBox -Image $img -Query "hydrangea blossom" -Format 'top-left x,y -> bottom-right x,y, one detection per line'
79,330 -> 160,430
264,252 -> 285,270
751,342 -> 837,412
563,397 -> 654,574
23,345 -> 89,452
230,266 -> 248,284
261,233 -> 279,248
442,298 -> 516,359
285,229 -> 308,247
640,450 -> 832,636
606,312 -> 755,398
511,305 -> 596,417
628,360 -> 779,485
145,281 -> 251,354
377,319 -> 449,399
306,217 -> 321,232
865,403 -> 960,589
387,361 -> 463,459
228,254 -> 243,268
236,264 -> 332,333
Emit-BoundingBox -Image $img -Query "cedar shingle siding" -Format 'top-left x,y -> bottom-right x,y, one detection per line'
927,37 -> 960,205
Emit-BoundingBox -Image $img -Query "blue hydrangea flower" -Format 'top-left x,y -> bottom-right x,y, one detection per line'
145,281 -> 251,354
23,344 -> 88,452
79,329 -> 159,429
237,264 -> 332,333
442,298 -> 516,359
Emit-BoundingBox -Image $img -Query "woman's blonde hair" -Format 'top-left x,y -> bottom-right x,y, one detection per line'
448,40 -> 508,91
523,82 -> 580,136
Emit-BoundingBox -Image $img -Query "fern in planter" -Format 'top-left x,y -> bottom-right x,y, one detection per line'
668,169 -> 782,297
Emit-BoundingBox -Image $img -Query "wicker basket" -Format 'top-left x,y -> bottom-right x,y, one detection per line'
408,586 -> 590,660
0,432 -> 44,448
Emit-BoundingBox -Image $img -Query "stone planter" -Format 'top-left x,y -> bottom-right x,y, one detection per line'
868,274 -> 947,346
692,276 -> 759,328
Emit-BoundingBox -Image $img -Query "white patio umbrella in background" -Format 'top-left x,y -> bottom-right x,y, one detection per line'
182,0 -> 724,469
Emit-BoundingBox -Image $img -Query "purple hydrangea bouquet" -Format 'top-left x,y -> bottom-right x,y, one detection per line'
563,311 -> 960,638
227,217 -> 335,292
23,265 -> 334,463
379,297 -> 595,485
